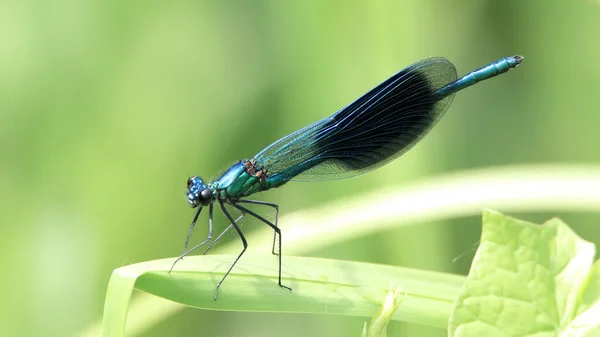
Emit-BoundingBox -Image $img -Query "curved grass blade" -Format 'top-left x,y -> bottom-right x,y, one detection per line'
103,255 -> 465,337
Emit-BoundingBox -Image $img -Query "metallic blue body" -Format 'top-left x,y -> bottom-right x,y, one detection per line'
434,56 -> 523,98
187,160 -> 289,204
187,55 -> 523,203
215,162 -> 245,190
178,55 -> 523,299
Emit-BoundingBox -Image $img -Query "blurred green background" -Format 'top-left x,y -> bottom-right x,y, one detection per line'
2,0 -> 599,336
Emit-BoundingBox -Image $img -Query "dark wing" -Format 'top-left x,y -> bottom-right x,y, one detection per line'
253,57 -> 457,181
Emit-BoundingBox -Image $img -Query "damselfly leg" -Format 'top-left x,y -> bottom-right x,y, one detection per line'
181,206 -> 204,253
233,203 -> 291,292
171,204 -> 244,273
201,211 -> 246,256
236,199 -> 280,255
215,200 -> 248,300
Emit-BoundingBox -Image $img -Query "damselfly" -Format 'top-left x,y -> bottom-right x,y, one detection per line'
171,55 -> 524,299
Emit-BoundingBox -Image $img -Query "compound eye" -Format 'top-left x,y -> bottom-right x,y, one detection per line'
187,176 -> 196,189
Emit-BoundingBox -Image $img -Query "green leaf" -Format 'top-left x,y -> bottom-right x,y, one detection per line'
449,210 -> 600,337
103,255 -> 464,337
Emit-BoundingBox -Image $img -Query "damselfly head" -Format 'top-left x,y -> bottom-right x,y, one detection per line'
186,176 -> 213,207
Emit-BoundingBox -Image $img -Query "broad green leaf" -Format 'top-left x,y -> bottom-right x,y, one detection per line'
449,210 -> 600,337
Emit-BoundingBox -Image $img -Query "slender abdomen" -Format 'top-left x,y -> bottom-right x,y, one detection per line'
434,55 -> 523,98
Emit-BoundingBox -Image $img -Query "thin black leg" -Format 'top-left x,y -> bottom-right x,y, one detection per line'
201,212 -> 245,256
237,199 -> 280,255
232,203 -> 291,292
169,204 -> 212,273
182,206 -> 203,253
215,200 -> 248,300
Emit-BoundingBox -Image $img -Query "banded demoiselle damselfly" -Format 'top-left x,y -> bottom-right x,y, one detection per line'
171,55 -> 524,299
